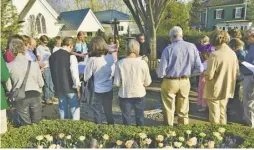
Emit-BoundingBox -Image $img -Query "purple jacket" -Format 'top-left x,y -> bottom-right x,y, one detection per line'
196,43 -> 215,62
196,43 -> 215,53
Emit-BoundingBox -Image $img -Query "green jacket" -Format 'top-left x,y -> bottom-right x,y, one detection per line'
1,53 -> 10,110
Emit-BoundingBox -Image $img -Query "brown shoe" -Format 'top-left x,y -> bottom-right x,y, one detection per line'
45,99 -> 53,105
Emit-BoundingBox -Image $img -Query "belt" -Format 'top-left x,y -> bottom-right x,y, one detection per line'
164,76 -> 188,80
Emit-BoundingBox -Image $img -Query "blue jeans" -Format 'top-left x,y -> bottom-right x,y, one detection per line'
119,97 -> 145,126
58,93 -> 80,120
42,67 -> 54,101
91,90 -> 114,124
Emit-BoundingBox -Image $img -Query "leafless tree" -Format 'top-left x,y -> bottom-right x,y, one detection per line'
123,0 -> 170,67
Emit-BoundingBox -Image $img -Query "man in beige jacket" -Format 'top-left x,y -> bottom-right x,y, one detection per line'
204,30 -> 239,124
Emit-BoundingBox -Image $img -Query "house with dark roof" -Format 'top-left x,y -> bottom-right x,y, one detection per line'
94,9 -> 140,36
11,0 -> 104,37
59,9 -> 104,37
199,0 -> 252,31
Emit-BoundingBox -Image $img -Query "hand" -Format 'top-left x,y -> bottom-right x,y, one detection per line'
77,87 -> 81,100
79,53 -> 85,57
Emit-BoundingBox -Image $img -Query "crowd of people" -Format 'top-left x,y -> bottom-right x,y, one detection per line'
1,26 -> 254,135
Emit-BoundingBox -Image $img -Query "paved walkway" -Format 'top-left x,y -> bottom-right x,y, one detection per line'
41,82 -> 245,126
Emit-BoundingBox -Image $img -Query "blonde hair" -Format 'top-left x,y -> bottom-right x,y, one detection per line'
229,38 -> 244,50
127,39 -> 140,55
199,35 -> 210,45
21,35 -> 32,46
210,30 -> 230,47
9,38 -> 26,56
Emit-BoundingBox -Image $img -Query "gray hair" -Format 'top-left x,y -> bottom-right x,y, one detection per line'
247,27 -> 254,37
127,39 -> 140,55
9,37 -> 25,56
169,26 -> 183,37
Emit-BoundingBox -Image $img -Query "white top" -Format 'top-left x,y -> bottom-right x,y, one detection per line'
36,45 -> 51,68
114,57 -> 152,98
53,46 -> 61,53
83,54 -> 115,93
61,48 -> 81,88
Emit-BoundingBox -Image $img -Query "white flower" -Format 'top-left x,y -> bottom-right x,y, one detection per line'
58,133 -> 65,139
207,141 -> 215,149
158,143 -> 164,148
79,136 -> 86,141
116,140 -> 123,146
218,127 -> 226,133
45,135 -> 53,142
36,135 -> 44,141
174,142 -> 182,148
37,145 -> 43,149
99,144 -> 103,148
156,135 -> 164,142
66,135 -> 71,140
145,138 -> 152,145
179,137 -> 185,142
186,130 -> 192,135
199,132 -> 206,138
168,131 -> 176,137
125,140 -> 134,148
217,136 -> 223,141
49,144 -> 56,149
103,134 -> 109,140
180,146 -> 185,149
139,133 -> 147,139
213,132 -> 221,138
187,137 -> 197,147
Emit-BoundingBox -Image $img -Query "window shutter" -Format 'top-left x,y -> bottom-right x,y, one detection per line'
241,8 -> 245,18
214,10 -> 216,19
222,10 -> 225,19
233,8 -> 236,18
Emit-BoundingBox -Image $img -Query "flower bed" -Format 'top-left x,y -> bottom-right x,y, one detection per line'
1,120 -> 254,148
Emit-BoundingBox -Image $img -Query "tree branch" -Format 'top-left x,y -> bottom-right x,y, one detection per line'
155,0 -> 170,30
123,0 -> 145,34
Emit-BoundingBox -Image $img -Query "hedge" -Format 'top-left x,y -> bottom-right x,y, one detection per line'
1,120 -> 254,148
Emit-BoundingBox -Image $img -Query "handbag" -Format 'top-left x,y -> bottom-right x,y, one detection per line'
8,61 -> 31,103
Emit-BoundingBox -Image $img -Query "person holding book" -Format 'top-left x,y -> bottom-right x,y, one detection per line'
73,31 -> 88,63
242,27 -> 254,126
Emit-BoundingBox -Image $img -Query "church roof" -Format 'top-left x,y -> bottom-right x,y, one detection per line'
19,0 -> 59,21
94,9 -> 129,23
59,8 -> 94,31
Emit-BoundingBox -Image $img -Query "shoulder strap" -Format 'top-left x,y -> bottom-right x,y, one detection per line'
20,61 -> 32,90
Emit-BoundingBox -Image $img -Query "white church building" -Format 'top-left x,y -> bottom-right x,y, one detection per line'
11,0 -> 104,38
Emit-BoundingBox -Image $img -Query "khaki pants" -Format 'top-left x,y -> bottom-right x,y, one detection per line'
207,98 -> 229,124
161,78 -> 190,126
0,109 -> 7,134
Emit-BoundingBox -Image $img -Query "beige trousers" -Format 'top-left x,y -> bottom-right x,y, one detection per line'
161,78 -> 190,126
207,98 -> 229,124
0,109 -> 7,134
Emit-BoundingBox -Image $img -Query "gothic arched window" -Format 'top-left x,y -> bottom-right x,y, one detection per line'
36,13 -> 47,34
